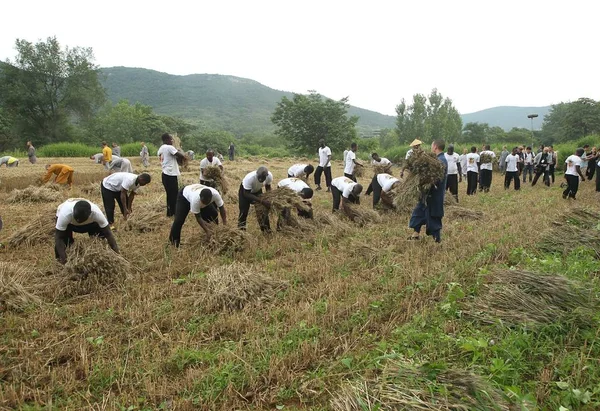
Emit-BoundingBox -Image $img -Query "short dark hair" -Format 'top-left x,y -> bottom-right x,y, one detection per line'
484,144 -> 490,150
73,201 -> 92,222
200,188 -> 213,204
584,144 -> 590,148
576,148 -> 585,156
351,142 -> 357,149
138,173 -> 152,184
300,187 -> 313,199
101,141 -> 107,146
304,164 -> 314,174
470,146 -> 477,153
526,146 -> 532,150
161,133 -> 171,144
371,152 -> 379,158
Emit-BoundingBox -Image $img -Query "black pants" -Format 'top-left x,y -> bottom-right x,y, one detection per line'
344,173 -> 357,182
523,164 -> 533,182
371,175 -> 383,207
532,167 -> 550,187
314,166 -> 332,188
466,171 -> 478,195
162,173 -> 179,217
238,185 -> 270,231
504,171 -> 520,190
169,189 -> 218,247
549,164 -> 555,183
587,163 -> 596,181
332,186 -> 359,211
480,169 -> 492,192
101,184 -> 125,225
563,175 -> 579,199
446,174 -> 458,201
596,164 -> 600,192
54,223 -> 105,259
200,179 -> 217,188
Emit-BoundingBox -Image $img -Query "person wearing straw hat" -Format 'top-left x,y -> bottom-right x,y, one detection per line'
238,166 -> 273,231
42,164 -> 75,188
400,139 -> 423,179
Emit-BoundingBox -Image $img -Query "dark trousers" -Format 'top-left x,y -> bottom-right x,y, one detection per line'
331,186 -> 358,211
587,163 -> 596,181
532,167 -> 550,187
504,171 -> 520,190
371,175 -> 383,207
169,189 -> 218,247
596,164 -> 600,192
523,164 -> 533,182
101,184 -> 125,225
409,202 -> 442,242
480,169 -> 492,192
229,153 -> 234,161
549,164 -> 555,183
446,174 -> 458,201
563,175 -> 579,199
344,173 -> 357,182
54,223 -> 105,259
314,166 -> 332,188
238,185 -> 270,231
466,171 -> 478,195
162,173 -> 179,217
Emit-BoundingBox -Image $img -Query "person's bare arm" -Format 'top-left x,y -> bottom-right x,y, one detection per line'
120,189 -> 130,218
218,206 -> 227,225
127,191 -> 135,212
55,230 -> 69,264
265,184 -> 272,192
195,213 -> 211,236
576,165 -> 585,180
100,227 -> 119,253
341,197 -> 354,219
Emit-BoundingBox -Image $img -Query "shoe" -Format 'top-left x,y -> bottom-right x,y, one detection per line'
316,186 -> 322,191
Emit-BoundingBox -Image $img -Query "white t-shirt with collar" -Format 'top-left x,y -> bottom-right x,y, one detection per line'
445,153 -> 460,175
376,173 -> 399,192
372,157 -> 391,166
523,152 -> 534,165
332,176 -> 359,199
466,153 -> 480,173
55,199 -> 109,231
199,157 -> 223,181
344,151 -> 356,174
242,171 -> 274,193
505,154 -> 519,172
102,172 -> 140,193
565,155 -> 582,176
183,184 -> 224,214
318,146 -> 332,167
480,150 -> 496,171
157,144 -> 180,176
288,164 -> 308,177
278,178 -> 309,193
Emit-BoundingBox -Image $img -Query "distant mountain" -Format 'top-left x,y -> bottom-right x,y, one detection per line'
100,67 -> 396,136
461,106 -> 551,131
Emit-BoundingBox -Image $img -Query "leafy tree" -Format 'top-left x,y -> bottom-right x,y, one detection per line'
461,122 -> 489,144
542,98 -> 600,143
271,91 -> 358,154
184,129 -> 234,154
0,37 -> 105,144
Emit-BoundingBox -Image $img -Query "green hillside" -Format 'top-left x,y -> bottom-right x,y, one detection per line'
461,106 -> 550,131
101,66 -> 396,136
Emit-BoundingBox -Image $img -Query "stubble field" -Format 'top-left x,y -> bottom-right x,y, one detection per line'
1,156 -> 600,410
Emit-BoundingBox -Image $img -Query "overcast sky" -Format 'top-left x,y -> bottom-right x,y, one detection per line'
1,0 -> 598,116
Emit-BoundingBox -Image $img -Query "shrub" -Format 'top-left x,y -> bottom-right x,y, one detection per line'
37,143 -> 97,157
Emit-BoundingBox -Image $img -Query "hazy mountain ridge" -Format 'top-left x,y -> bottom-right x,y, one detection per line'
461,106 -> 551,131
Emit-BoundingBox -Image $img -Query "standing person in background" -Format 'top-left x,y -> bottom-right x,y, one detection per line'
101,172 -> 151,227
140,142 -> 150,167
516,146 -> 525,175
537,144 -> 545,154
26,141 -> 37,164
101,141 -> 112,167
459,148 -> 468,180
409,140 -> 448,243
479,145 -> 496,193
563,148 -> 585,200
112,143 -> 121,157
522,146 -> 534,183
287,163 -> 315,180
595,154 -> 600,192
238,166 -> 273,232
465,146 -> 480,196
0,156 -> 19,167
343,146 -> 350,165
401,139 -> 423,179
532,147 -> 551,187
504,147 -> 521,190
158,133 -> 185,217
344,142 -> 363,182
228,142 -> 235,161
199,149 -> 224,187
549,146 -> 557,184
315,139 -> 332,192
444,145 -> 461,202
42,164 -> 75,188
585,147 -> 598,181
499,146 -> 509,175
580,144 -> 591,177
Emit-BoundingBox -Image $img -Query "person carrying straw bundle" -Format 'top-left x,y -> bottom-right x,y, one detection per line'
199,149 -> 223,188
238,167 -> 273,232
400,139 -> 423,179
41,164 -> 75,188
331,176 -> 363,217
465,146 -> 480,195
101,172 -> 151,227
277,178 -> 314,225
478,145 -> 496,193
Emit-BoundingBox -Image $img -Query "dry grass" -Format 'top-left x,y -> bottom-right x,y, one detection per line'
390,176 -> 421,212
205,223 -> 248,255
405,149 -> 446,190
446,206 -> 484,220
345,203 -> 382,226
0,262 -> 42,312
5,214 -> 56,248
204,165 -> 229,194
123,201 -> 168,233
539,208 -> 600,257
255,186 -> 311,226
354,165 -> 365,178
6,185 -> 63,203
373,164 -> 392,175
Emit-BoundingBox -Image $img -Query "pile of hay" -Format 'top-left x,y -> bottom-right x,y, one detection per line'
123,201 -> 167,233
462,270 -> 595,326
6,215 -> 56,248
353,165 -> 365,179
331,358 -> 510,411
479,152 -> 493,164
540,208 -> 600,257
205,224 -> 248,255
79,183 -> 100,196
0,263 -> 42,312
405,149 -> 446,189
443,194 -> 457,206
390,176 -> 421,212
255,187 -> 311,226
560,207 -> 600,227
344,204 -> 382,226
446,206 -> 484,220
199,262 -> 288,312
7,186 -> 62,203
203,166 -> 229,194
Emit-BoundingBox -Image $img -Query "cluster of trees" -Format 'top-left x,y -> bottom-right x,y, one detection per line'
542,98 -> 600,143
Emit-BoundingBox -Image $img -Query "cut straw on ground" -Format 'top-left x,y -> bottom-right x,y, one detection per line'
7,186 -> 63,203
255,187 -> 310,227
6,214 -> 56,248
0,263 -> 42,312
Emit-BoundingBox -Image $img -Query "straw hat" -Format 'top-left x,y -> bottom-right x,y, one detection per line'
410,139 -> 423,147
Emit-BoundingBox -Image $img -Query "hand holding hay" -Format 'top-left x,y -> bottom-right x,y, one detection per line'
255,187 -> 311,226
204,165 -> 229,194
353,164 -> 365,178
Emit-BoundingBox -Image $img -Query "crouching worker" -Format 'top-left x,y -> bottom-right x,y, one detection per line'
101,172 -> 151,227
277,178 -> 314,227
288,163 -> 315,180
54,199 -> 119,264
371,173 -> 400,209
42,164 -> 75,188
331,176 -> 363,217
238,166 -> 273,232
168,184 -> 227,247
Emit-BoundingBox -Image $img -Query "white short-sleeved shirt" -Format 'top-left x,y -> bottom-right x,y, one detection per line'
405,149 -> 414,160
466,153 -> 480,173
480,150 -> 496,171
319,146 -> 332,167
199,157 -> 223,181
344,151 -> 356,174
278,178 -> 309,193
343,150 -> 349,163
102,172 -> 140,193
505,154 -> 519,172
376,173 -> 399,192
288,164 -> 308,177
242,171 -> 274,193
183,184 -> 224,214
157,144 -> 180,176
524,152 -> 534,165
332,176 -> 359,199
55,199 -> 109,231
565,155 -> 582,176
445,153 -> 460,175
372,157 -> 391,166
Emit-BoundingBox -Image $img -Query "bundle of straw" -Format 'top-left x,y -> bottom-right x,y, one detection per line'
390,176 -> 421,213
443,194 -> 457,206
124,209 -> 164,233
446,206 -> 484,220
405,150 -> 445,188
6,215 -> 56,247
205,224 -> 248,255
0,263 -> 42,312
344,203 -> 382,226
79,183 -> 100,196
353,165 -> 365,178
7,186 -> 62,203
539,223 -> 600,258
373,164 -> 392,175
200,262 -> 288,312
255,187 -> 310,226
203,166 -> 229,194
479,152 -> 493,164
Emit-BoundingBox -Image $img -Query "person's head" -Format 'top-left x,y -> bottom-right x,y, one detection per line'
484,144 -> 490,151
112,143 -> 118,148
199,188 -> 214,206
45,164 -> 51,170
206,150 -> 214,161
447,145 -> 454,155
410,139 -> 423,149
584,144 -> 590,150
526,146 -> 532,152
351,183 -> 363,197
141,142 -> 145,146
256,166 -> 269,183
26,141 -> 32,147
502,145 -> 507,150
463,148 -> 468,154
470,146 -> 477,153
543,147 -> 550,153
319,139 -> 325,148
549,145 -> 554,152
136,173 -> 152,186
432,139 -> 445,153
576,148 -> 585,157
161,133 -> 173,145
304,164 -> 314,175
351,142 -> 358,152
512,147 -> 518,155
101,141 -> 107,147
300,187 -> 313,200
90,155 -> 95,160
371,153 -> 381,162
73,201 -> 92,224
517,146 -> 523,152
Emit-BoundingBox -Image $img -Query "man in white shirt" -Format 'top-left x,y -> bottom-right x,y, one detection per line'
54,199 -> 119,264
287,163 -> 315,180
238,166 -> 273,231
522,146 -> 535,183
101,172 -> 151,226
344,142 -> 363,182
459,148 -> 468,179
315,139 -> 332,192
168,184 -> 228,247
331,176 -> 363,217
277,178 -> 314,225
444,145 -> 462,202
479,145 -> 496,193
371,173 -> 400,208
563,148 -> 585,199
366,153 -> 393,195
401,139 -> 423,178
158,133 -> 185,217
504,147 -> 521,190
199,149 -> 224,187
465,146 -> 480,196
